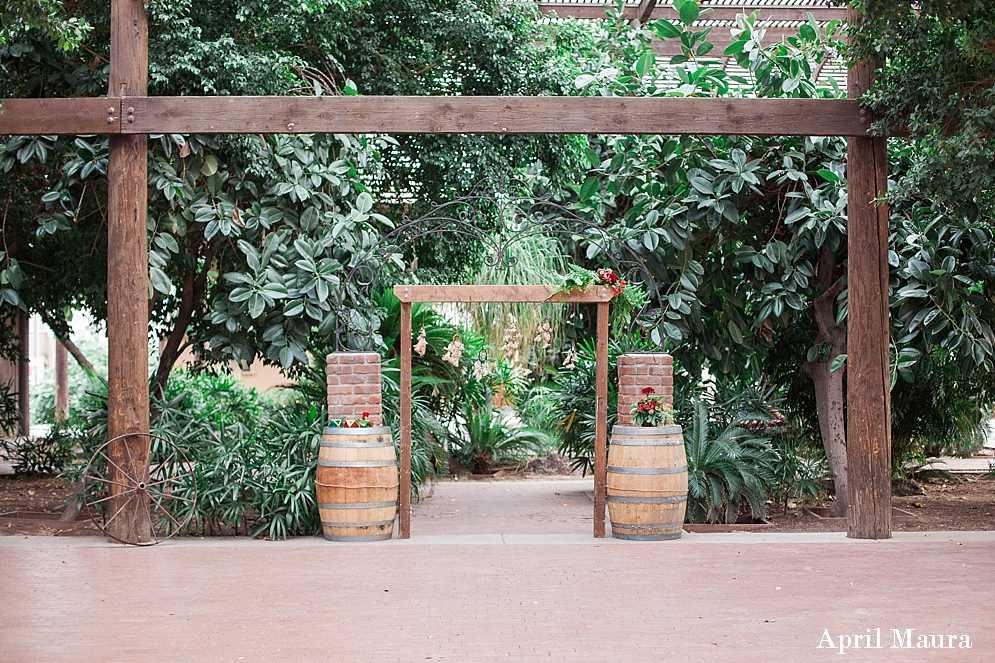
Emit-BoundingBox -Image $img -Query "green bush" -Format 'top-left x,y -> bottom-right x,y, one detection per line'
891,349 -> 994,473
0,427 -> 75,475
549,337 -> 618,475
0,381 -> 20,437
518,384 -> 564,453
29,334 -> 108,426
62,370 -> 322,538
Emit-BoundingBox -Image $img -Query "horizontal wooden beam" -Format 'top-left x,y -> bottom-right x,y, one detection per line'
1,96 -> 873,137
651,27 -> 824,56
126,96 -> 868,136
0,98 -> 121,135
393,284 -> 614,303
537,3 -> 848,22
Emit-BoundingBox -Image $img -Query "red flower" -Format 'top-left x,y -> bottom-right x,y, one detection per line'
362,412 -> 370,419
641,387 -> 655,394
597,268 -> 619,286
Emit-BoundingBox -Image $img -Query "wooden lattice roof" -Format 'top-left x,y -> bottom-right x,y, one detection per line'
537,1 -> 848,87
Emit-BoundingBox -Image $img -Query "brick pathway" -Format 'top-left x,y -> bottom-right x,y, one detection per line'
1,478 -> 992,662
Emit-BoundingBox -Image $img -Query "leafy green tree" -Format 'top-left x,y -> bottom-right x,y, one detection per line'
567,1 -> 995,511
567,7 -> 854,512
0,0 -> 90,51
852,1 -> 995,226
0,0 -> 591,396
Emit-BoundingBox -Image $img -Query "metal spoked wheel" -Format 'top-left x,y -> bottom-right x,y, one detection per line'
82,433 -> 197,546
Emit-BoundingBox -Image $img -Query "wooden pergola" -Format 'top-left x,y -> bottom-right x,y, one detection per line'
538,1 -> 850,59
0,2 -> 892,541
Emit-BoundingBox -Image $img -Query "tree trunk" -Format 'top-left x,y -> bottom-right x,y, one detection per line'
803,245 -> 849,516
150,234 -> 221,404
54,341 -> 69,421
804,354 -> 848,516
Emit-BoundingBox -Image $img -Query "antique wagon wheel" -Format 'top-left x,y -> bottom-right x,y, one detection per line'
82,433 -> 197,546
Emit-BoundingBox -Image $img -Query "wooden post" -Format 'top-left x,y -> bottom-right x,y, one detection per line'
55,341 -> 69,421
399,301 -> 412,539
17,311 -> 29,437
105,0 -> 151,543
594,301 -> 609,537
846,7 -> 892,540
636,0 -> 658,23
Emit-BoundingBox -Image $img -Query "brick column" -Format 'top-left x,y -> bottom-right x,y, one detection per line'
326,352 -> 383,425
617,353 -> 673,427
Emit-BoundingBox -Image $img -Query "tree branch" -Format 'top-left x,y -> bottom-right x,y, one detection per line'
38,311 -> 106,385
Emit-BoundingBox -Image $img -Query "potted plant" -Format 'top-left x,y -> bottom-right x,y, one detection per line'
630,387 -> 675,427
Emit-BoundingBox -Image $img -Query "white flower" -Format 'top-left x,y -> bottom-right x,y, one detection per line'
472,359 -> 493,381
563,347 -> 578,371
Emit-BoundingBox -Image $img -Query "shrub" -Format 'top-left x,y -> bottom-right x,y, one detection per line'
0,381 -> 20,435
0,427 -> 75,475
518,384 -> 564,453
549,337 -> 618,475
63,370 -> 323,539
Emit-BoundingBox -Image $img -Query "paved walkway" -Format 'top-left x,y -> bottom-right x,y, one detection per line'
1,479 -> 993,662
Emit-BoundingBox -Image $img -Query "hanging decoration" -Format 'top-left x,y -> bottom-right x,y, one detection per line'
413,325 -> 428,357
502,319 -> 521,360
472,349 -> 494,382
533,319 -> 553,350
442,334 -> 464,367
563,345 -> 578,371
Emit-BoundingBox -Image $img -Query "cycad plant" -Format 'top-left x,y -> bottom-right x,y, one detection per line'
455,402 -> 551,474
683,397 -> 776,524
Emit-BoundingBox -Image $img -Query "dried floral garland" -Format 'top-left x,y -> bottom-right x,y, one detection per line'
413,325 -> 428,357
442,334 -> 464,367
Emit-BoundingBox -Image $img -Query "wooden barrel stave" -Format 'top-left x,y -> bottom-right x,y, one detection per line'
315,427 -> 399,542
607,425 -> 687,540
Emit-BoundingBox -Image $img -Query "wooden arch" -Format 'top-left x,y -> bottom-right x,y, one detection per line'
0,3 -> 892,541
393,284 -> 614,539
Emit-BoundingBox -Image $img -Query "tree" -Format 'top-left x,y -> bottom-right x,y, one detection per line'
0,0 -> 593,395
852,1 -> 995,226
568,1 -> 995,510
567,6 -> 855,513
0,0 -> 90,51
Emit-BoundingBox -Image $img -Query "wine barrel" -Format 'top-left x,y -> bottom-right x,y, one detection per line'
315,426 -> 399,542
607,425 -> 687,540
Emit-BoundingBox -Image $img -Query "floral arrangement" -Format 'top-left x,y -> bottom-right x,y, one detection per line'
630,387 -> 675,427
533,319 -> 553,350
595,268 -> 626,297
559,264 -> 648,334
328,412 -> 374,428
502,320 -> 521,360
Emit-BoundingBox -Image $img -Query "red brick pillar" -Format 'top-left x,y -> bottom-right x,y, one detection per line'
617,353 -> 673,426
326,352 -> 383,425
